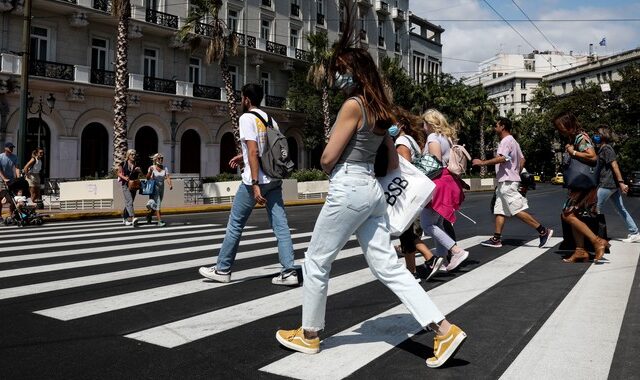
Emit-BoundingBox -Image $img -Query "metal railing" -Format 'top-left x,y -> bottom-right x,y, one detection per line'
145,8 -> 178,29
195,22 -> 214,37
92,0 -> 111,12
295,48 -> 310,61
90,68 -> 116,86
265,95 -> 286,108
143,76 -> 177,94
29,59 -> 74,81
266,40 -> 287,56
193,84 -> 221,100
233,33 -> 257,48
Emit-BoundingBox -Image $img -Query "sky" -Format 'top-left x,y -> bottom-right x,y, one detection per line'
409,0 -> 640,78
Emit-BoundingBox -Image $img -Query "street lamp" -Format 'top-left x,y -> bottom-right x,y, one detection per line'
27,92 -> 55,148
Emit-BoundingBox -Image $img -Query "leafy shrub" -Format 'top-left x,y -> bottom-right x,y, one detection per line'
202,173 -> 242,183
290,169 -> 328,182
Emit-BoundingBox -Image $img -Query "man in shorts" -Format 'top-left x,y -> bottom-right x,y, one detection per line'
0,142 -> 20,221
472,117 -> 553,248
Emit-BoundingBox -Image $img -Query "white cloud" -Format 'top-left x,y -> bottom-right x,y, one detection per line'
409,0 -> 640,78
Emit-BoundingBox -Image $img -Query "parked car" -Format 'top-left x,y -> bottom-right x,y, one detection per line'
551,173 -> 564,185
533,173 -> 542,182
628,171 -> 640,196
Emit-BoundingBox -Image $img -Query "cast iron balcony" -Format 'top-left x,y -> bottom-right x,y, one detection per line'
193,84 -> 221,100
29,59 -> 74,81
90,68 -> 115,86
143,76 -> 176,94
145,8 -> 178,29
295,48 -> 310,61
266,41 -> 287,56
92,0 -> 111,12
265,95 -> 286,108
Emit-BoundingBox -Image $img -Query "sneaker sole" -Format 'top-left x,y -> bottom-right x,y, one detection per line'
426,331 -> 467,368
198,267 -> 231,283
426,258 -> 445,281
275,332 -> 319,354
481,242 -> 502,248
539,229 -> 554,248
272,279 -> 300,286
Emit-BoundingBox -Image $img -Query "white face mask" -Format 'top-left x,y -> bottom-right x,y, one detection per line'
334,72 -> 355,91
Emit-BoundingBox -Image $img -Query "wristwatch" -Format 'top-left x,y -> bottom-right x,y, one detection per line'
251,179 -> 259,185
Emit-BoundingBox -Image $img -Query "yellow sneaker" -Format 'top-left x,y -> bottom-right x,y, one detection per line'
276,327 -> 320,354
426,324 -> 467,368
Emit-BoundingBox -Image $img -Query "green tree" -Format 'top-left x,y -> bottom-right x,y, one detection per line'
306,31 -> 333,140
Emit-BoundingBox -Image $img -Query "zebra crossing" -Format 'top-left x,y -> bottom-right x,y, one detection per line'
0,216 -> 638,379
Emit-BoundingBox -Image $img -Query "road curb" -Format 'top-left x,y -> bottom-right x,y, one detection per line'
43,199 -> 327,221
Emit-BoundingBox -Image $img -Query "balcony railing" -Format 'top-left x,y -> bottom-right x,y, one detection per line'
29,59 -> 74,81
145,8 -> 178,29
58,0 -> 77,3
193,84 -> 221,100
90,68 -> 115,86
317,13 -> 325,25
261,0 -> 271,7
266,41 -> 287,56
295,48 -> 310,61
265,95 -> 286,108
233,33 -> 257,48
143,76 -> 176,94
291,3 -> 300,17
195,22 -> 214,37
92,0 -> 111,12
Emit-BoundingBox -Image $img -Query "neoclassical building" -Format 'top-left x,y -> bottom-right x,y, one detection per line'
0,0 -> 440,179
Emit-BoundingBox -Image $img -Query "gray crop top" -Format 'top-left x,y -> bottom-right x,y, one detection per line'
334,97 -> 385,165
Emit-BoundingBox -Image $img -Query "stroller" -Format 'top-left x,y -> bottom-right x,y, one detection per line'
2,177 -> 44,227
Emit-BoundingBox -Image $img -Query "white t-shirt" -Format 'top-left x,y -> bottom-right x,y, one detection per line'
151,166 -> 169,182
425,133 -> 451,165
395,135 -> 420,159
239,108 -> 279,185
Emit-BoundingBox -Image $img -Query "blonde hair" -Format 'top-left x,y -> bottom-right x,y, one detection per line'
150,153 -> 164,164
126,149 -> 137,159
422,109 -> 457,140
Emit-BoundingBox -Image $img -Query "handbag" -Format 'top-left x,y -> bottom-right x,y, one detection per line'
128,179 -> 141,191
562,153 -> 600,190
378,156 -> 436,236
406,137 -> 443,179
140,179 -> 156,195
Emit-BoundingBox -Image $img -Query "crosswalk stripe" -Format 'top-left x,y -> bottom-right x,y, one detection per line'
0,223 -> 221,244
122,236 -> 486,348
35,235 -> 364,321
0,230 -> 308,278
499,241 -> 640,379
0,220 -> 128,238
259,237 -> 561,379
0,231 -> 314,300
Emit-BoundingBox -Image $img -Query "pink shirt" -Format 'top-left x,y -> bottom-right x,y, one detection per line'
495,135 -> 524,182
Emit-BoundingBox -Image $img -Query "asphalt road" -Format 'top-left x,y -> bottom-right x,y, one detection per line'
0,184 -> 638,379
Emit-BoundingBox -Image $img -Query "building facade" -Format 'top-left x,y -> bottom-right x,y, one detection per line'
464,51 -> 587,116
0,0 -> 439,179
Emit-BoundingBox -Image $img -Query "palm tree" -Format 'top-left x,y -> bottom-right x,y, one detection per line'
306,31 -> 332,140
112,0 -> 130,170
178,0 -> 241,153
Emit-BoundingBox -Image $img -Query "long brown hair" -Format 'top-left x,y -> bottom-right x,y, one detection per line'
396,108 -> 426,149
329,0 -> 395,128
552,111 -> 581,140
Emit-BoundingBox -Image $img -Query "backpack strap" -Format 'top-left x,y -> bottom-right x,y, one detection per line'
247,110 -> 273,129
403,135 -> 421,161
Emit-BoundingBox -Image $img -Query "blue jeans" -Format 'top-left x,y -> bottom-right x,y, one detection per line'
302,162 -> 445,331
216,180 -> 295,273
597,187 -> 638,235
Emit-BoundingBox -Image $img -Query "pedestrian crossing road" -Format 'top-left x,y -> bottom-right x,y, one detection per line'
0,209 -> 638,379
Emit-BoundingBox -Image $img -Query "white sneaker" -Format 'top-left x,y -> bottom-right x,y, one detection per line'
426,257 -> 445,281
124,220 -> 133,226
122,218 -> 127,225
446,250 -> 469,272
272,270 -> 299,286
199,265 -> 231,283
623,233 -> 640,243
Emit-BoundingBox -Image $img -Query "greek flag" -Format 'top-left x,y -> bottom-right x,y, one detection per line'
599,37 -> 607,46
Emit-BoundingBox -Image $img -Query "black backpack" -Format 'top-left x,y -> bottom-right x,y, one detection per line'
247,111 -> 295,179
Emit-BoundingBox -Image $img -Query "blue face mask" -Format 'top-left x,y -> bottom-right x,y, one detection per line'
334,72 -> 355,90
593,134 -> 602,144
388,124 -> 400,137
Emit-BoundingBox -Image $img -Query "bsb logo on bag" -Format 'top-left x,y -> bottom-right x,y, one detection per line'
384,177 -> 408,206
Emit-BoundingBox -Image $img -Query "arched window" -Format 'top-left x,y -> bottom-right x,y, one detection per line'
135,126 -> 158,170
220,132 -> 237,174
180,129 -> 201,174
80,123 -> 109,178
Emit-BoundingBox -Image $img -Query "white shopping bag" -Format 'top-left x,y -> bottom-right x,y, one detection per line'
378,156 -> 436,236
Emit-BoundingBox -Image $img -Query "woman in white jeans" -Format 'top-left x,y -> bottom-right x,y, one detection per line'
276,7 -> 466,367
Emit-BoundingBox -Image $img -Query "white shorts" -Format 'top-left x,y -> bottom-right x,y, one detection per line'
494,181 -> 528,217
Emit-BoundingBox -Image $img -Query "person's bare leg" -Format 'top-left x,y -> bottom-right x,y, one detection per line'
495,214 -> 506,234
404,250 -> 417,273
514,210 -> 543,229
415,241 -> 434,261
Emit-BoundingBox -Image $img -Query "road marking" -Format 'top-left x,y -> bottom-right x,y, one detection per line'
260,238 -> 561,379
0,220 -> 126,237
123,236 -> 484,348
0,230 -> 308,278
36,235 -> 363,321
0,232 -> 315,300
0,223 -> 222,244
499,241 -> 640,380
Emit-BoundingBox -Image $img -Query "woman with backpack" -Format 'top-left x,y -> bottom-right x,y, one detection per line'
420,109 -> 469,272
392,108 -> 443,281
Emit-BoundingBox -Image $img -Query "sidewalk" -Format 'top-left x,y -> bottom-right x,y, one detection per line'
35,199 -> 327,222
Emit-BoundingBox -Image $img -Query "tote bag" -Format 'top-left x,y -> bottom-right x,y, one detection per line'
140,179 -> 156,196
378,156 -> 436,236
